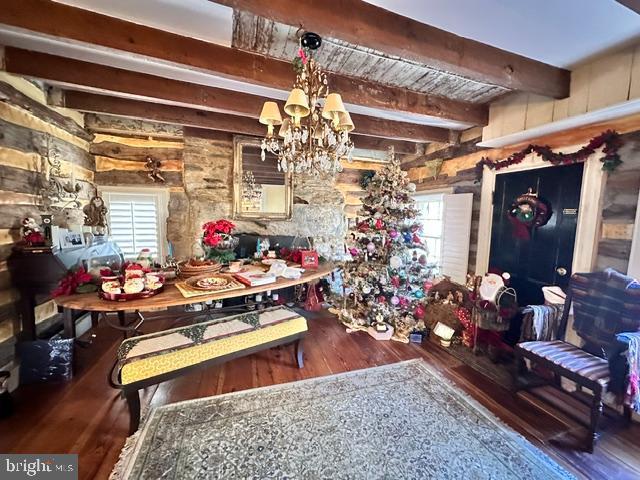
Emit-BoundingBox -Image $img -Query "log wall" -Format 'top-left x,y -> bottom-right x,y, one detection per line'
0,74 -> 95,365
596,131 -> 640,272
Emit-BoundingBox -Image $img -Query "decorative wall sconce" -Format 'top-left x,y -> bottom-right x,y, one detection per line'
39,135 -> 82,213
145,156 -> 165,183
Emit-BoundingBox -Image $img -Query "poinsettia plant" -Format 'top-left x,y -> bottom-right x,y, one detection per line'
52,266 -> 96,297
202,219 -> 236,248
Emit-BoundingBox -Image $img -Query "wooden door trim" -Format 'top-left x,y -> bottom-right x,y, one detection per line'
475,150 -> 606,280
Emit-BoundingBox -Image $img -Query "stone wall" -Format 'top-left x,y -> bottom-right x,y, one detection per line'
170,131 -> 347,259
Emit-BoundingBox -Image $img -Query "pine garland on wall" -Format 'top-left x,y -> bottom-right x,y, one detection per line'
475,130 -> 623,182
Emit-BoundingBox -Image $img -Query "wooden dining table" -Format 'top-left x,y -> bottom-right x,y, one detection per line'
54,264 -> 335,338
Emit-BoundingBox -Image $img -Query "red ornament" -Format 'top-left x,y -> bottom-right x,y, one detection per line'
378,295 -> 386,304
414,304 -> 425,320
375,218 -> 384,230
391,276 -> 401,288
423,280 -> 433,292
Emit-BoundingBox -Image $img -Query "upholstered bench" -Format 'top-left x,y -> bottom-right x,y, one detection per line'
110,307 -> 307,433
515,340 -> 613,450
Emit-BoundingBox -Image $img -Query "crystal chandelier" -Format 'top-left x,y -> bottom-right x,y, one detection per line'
259,32 -> 355,176
242,170 -> 262,203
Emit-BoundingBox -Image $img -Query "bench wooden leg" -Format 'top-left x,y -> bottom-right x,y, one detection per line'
588,387 -> 603,453
295,339 -> 304,369
623,404 -> 633,425
124,389 -> 141,435
512,348 -> 527,392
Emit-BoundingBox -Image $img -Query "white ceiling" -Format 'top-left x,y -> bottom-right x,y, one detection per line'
364,0 -> 640,68
54,0 -> 234,46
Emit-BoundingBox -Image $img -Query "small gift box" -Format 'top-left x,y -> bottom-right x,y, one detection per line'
300,250 -> 319,269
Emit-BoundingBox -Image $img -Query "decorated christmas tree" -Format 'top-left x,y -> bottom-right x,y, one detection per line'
340,151 -> 435,341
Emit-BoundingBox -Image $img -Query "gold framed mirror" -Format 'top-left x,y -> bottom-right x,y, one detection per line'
233,136 -> 293,220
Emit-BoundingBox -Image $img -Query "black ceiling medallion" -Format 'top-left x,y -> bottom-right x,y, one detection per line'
300,31 -> 322,50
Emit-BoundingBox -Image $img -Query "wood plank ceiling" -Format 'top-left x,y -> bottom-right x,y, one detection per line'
233,11 -> 509,104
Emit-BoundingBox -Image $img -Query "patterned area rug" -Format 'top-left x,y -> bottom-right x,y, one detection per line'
111,360 -> 574,479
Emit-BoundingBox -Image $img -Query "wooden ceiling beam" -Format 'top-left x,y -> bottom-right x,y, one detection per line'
616,1 -> 640,14
4,48 -> 449,142
214,0 -> 570,99
0,0 -> 487,125
86,113 -> 419,154
59,91 -> 447,145
60,91 -> 266,137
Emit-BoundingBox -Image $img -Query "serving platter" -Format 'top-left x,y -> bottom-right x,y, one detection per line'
184,274 -> 245,293
99,284 -> 165,302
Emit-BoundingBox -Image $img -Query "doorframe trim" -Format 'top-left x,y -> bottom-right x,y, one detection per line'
475,149 -> 607,275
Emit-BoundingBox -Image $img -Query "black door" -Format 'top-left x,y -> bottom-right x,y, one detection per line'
489,163 -> 584,306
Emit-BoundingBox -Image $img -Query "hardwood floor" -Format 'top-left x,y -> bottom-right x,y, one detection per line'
1,310 -> 639,479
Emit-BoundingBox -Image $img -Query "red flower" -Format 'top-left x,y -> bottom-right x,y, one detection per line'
52,266 -> 93,297
203,232 -> 222,247
203,219 -> 235,235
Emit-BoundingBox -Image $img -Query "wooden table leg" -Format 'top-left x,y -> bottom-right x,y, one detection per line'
117,311 -> 127,339
63,308 -> 76,339
90,311 -> 99,329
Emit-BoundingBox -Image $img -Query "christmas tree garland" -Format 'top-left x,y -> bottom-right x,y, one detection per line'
475,129 -> 623,182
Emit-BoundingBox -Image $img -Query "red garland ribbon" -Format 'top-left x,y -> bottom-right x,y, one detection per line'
475,130 -> 623,182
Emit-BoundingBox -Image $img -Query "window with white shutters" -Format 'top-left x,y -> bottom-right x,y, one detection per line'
414,193 -> 444,267
414,192 -> 474,284
441,193 -> 474,284
102,189 -> 168,260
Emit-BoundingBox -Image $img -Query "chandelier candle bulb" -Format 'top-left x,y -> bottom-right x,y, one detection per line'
278,118 -> 290,138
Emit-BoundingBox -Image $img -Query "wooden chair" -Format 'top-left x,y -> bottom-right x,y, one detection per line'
514,269 -> 639,452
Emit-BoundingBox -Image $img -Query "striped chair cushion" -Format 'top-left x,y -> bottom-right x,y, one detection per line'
518,340 -> 610,387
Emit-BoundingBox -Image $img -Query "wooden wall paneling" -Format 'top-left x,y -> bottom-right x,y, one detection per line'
0,117 -> 94,172
90,141 -> 183,162
567,63 -> 591,118
0,81 -> 90,142
587,49 -> 634,112
94,170 -> 183,187
0,78 -> 96,358
0,71 -> 85,128
524,94 -> 555,130
629,44 -> 640,100
85,114 -> 185,139
552,97 -> 570,122
92,134 -> 184,150
94,157 -> 183,173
